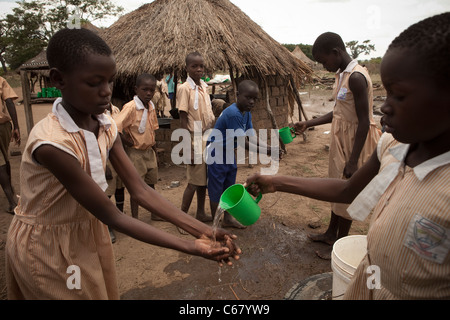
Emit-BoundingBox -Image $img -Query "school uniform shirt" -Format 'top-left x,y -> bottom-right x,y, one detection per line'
344,133 -> 450,299
177,76 -> 215,133
0,76 -> 19,124
6,98 -> 119,300
329,60 -> 381,219
114,96 -> 159,151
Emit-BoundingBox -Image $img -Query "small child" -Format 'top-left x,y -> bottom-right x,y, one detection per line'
6,28 -> 240,300
0,76 -> 21,213
152,73 -> 169,118
245,12 -> 450,299
177,52 -> 216,223
114,73 -> 160,220
294,32 -> 381,259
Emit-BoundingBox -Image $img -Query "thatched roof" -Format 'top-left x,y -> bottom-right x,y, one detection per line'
101,0 -> 313,90
291,46 -> 316,68
19,49 -> 48,71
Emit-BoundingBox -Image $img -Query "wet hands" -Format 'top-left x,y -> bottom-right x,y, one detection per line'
195,233 -> 241,267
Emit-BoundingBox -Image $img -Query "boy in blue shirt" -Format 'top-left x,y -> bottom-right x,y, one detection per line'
207,80 -> 272,228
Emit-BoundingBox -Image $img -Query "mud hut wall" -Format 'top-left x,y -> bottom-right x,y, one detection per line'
252,75 -> 290,133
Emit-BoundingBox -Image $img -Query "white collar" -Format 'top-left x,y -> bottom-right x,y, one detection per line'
133,95 -> 155,111
336,59 -> 359,75
52,98 -> 111,132
389,143 -> 450,181
51,98 -> 109,191
186,76 -> 207,90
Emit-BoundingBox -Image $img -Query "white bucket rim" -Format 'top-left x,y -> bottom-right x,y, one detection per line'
332,235 -> 367,274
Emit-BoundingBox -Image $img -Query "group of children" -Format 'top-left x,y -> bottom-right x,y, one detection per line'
2,11 -> 449,300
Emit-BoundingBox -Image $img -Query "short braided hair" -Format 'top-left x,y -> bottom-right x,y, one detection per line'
47,28 -> 112,73
312,32 -> 346,58
388,12 -> 450,84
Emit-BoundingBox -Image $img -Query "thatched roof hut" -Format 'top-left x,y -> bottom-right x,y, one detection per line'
291,46 -> 316,69
101,0 -> 313,98
19,49 -> 49,71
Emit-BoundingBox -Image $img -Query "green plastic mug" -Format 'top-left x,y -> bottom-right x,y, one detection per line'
219,184 -> 262,226
279,127 -> 296,144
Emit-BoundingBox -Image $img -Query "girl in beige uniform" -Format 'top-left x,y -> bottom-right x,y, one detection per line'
245,12 -> 450,299
295,32 -> 380,259
6,28 -> 240,300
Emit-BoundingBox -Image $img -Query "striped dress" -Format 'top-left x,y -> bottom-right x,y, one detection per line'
6,102 -> 119,300
344,134 -> 450,299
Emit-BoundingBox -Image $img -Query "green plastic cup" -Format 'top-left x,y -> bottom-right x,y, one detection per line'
279,127 -> 296,144
219,184 -> 262,226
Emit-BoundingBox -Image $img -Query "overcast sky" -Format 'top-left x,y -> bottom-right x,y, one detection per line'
1,0 -> 449,58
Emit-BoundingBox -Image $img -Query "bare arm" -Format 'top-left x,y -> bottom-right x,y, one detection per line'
245,149 -> 380,204
294,111 -> 333,134
345,72 -> 371,178
5,98 -> 20,145
33,139 -> 239,263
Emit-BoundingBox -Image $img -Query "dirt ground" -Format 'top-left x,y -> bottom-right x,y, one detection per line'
0,77 -> 385,300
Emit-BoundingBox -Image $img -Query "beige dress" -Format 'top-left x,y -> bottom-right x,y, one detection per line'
344,134 -> 450,299
329,62 -> 381,219
6,100 -> 119,299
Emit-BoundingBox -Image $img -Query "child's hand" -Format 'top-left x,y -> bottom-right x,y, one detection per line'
293,121 -> 308,135
11,128 -> 21,146
194,235 -> 240,266
244,173 -> 276,195
212,231 -> 242,265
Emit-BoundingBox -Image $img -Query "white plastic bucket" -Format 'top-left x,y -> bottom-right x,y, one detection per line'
331,235 -> 367,300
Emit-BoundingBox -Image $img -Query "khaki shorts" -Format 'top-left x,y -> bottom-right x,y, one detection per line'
186,132 -> 207,186
0,122 -> 12,166
187,162 -> 207,186
127,147 -> 158,185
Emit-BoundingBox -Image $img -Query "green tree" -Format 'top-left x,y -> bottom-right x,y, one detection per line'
0,0 -> 124,70
345,40 -> 376,59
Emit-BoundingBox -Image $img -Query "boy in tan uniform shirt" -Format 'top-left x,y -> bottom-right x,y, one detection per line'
0,76 -> 21,213
114,74 -> 160,220
177,52 -> 215,223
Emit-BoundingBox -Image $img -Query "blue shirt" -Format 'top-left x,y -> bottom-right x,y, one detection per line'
207,103 -> 255,165
208,103 -> 254,147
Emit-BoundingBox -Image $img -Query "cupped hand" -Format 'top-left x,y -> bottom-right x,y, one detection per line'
194,235 -> 241,266
211,230 -> 241,266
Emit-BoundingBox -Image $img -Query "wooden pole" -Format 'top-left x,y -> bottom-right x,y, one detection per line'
289,74 -> 309,122
228,63 -> 237,102
263,78 -> 286,154
20,69 -> 34,134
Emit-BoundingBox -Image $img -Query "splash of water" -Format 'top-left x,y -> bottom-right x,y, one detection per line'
211,206 -> 225,243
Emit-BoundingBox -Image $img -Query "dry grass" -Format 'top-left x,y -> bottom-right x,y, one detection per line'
100,0 -> 313,93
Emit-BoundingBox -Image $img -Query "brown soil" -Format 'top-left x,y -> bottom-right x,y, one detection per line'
0,77 -> 384,300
